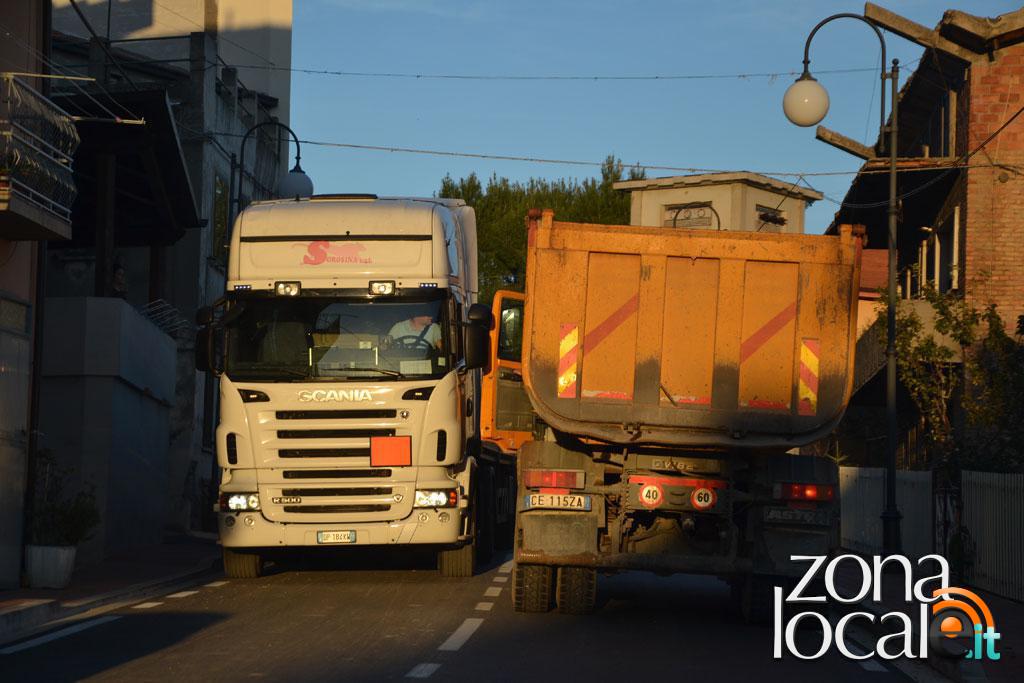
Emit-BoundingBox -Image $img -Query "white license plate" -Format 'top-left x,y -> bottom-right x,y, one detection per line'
317,530 -> 356,544
523,494 -> 592,511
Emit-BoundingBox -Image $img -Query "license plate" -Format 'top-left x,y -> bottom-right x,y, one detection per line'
763,506 -> 830,526
523,494 -> 592,511
317,530 -> 356,544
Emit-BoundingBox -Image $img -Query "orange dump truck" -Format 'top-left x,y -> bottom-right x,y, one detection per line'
511,209 -> 863,618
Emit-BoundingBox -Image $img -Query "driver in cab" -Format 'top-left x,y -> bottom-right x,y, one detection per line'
387,314 -> 442,350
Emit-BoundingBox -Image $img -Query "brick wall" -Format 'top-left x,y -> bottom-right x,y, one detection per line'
965,43 -> 1024,326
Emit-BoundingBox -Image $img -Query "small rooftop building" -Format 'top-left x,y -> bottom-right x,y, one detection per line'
613,171 -> 823,233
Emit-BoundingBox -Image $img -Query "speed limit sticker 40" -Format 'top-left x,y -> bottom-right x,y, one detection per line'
690,487 -> 717,510
639,483 -> 664,508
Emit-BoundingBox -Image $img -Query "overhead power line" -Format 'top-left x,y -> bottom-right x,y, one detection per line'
208,129 -> 1012,185
223,63 -> 915,82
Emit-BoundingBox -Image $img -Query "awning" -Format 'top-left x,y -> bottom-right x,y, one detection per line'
51,87 -> 202,247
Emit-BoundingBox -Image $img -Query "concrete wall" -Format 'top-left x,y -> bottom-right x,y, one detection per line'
38,298 -> 175,562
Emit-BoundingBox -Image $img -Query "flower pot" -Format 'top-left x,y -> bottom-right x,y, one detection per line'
25,544 -> 77,589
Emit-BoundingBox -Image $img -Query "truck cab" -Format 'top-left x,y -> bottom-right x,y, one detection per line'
197,195 -> 499,578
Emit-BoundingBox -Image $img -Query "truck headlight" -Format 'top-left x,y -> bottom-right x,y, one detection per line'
414,489 -> 457,508
221,493 -> 260,511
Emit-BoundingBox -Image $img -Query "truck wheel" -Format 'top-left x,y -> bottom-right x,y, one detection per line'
438,542 -> 475,577
223,548 -> 262,579
555,566 -> 596,615
512,563 -> 553,612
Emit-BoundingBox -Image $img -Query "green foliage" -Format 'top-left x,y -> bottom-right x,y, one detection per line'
880,282 -> 1024,473
439,155 -> 644,303
30,451 -> 101,547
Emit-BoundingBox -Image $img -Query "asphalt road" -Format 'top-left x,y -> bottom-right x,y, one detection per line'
1,550 -> 908,682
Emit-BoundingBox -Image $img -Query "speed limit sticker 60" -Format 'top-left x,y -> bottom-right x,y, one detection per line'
690,487 -> 717,510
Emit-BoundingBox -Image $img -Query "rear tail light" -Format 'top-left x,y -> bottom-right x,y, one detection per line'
775,482 -> 834,501
523,469 -> 585,490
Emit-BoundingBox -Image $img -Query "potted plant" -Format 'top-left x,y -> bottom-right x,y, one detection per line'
25,451 -> 101,589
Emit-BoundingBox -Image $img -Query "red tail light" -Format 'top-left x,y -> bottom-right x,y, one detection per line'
523,469 -> 585,490
776,482 -> 834,501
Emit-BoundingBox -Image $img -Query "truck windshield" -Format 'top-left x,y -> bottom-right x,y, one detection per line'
225,297 -> 449,382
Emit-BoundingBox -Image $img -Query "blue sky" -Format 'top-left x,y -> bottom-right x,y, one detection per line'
289,0 -> 1021,233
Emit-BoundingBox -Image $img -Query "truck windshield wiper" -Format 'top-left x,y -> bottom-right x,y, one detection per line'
344,367 -> 405,379
235,366 -> 310,379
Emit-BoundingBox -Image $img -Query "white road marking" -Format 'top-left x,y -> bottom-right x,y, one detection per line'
492,575 -> 508,583
132,602 -> 163,609
405,663 -> 441,678
484,586 -> 502,597
204,581 -> 228,588
438,618 -> 484,652
498,561 -> 513,574
166,591 -> 199,599
475,602 -> 494,612
0,616 -> 121,655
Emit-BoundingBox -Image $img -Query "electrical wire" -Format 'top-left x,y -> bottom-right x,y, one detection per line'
223,63 -> 912,82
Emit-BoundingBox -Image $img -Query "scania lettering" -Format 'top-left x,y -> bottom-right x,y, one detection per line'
196,195 -> 514,578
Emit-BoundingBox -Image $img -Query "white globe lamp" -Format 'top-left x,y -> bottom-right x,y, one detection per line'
279,163 -> 314,200
783,75 -> 830,127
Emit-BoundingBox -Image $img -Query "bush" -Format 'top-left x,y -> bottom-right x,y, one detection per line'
29,451 -> 101,547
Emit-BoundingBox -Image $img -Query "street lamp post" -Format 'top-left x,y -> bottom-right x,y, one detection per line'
783,13 -> 902,555
233,121 -> 314,221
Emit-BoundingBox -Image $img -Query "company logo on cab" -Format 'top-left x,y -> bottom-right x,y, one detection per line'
298,241 -> 373,265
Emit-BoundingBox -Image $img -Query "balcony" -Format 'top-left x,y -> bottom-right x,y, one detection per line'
0,74 -> 80,240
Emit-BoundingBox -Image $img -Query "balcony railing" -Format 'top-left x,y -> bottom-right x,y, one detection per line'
0,74 -> 80,239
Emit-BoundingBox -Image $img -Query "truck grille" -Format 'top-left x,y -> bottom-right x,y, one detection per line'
283,468 -> 392,479
283,504 -> 391,514
281,487 -> 391,496
276,409 -> 397,420
278,448 -> 371,458
277,429 -> 395,439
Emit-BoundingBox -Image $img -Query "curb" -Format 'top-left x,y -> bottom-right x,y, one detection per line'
0,555 -> 222,647
832,597 -> 989,683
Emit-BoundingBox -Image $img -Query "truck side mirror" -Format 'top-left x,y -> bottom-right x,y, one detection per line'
464,303 -> 493,371
195,325 -> 225,376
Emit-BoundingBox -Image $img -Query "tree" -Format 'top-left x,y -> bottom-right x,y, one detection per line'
881,282 -> 1024,473
439,156 -> 644,303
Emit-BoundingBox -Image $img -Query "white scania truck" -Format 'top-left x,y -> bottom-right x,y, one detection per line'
195,195 -> 513,578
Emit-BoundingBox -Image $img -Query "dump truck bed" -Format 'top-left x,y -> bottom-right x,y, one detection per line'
522,210 -> 863,449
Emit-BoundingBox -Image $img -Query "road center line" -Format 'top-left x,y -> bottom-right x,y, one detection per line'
483,586 -> 502,597
0,616 -> 121,655
475,602 -> 494,611
166,591 -> 199,599
498,561 -> 513,574
405,662 -> 441,678
846,643 -> 888,672
132,602 -> 163,609
438,618 -> 483,652
492,575 -> 508,583
204,581 -> 228,588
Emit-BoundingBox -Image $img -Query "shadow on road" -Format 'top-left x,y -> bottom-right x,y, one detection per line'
1,612 -> 228,682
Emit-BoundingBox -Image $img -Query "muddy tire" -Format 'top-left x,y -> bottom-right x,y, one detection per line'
555,566 -> 597,615
512,563 -> 553,613
223,548 -> 262,579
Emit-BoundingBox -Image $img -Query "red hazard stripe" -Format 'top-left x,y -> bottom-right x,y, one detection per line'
739,301 -> 797,364
803,338 -> 820,357
558,346 -> 578,376
799,363 -> 819,393
584,292 -> 639,353
744,399 -> 789,410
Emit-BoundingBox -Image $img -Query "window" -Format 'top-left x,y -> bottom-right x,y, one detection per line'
664,203 -> 714,228
497,298 -> 524,362
755,205 -> 787,231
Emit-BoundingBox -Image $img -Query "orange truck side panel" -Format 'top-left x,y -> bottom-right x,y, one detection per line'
522,210 -> 862,449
